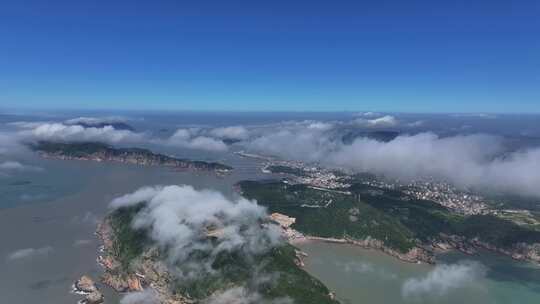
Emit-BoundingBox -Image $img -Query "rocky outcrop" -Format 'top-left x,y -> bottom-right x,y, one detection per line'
82,291 -> 104,304
348,237 -> 435,264
100,273 -> 142,292
96,218 -> 193,304
431,234 -> 540,264
74,275 -> 98,293
73,275 -> 104,304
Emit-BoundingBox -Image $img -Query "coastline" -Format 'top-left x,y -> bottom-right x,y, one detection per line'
291,233 -> 540,267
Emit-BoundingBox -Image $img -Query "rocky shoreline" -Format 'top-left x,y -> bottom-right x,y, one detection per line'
32,141 -> 232,173
294,233 -> 540,266
72,275 -> 104,304
431,233 -> 540,264
95,219 -> 192,304
270,212 -> 540,266
82,212 -> 540,304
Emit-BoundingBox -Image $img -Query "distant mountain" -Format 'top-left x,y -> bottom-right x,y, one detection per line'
341,130 -> 400,144
222,138 -> 242,145
30,141 -> 232,172
69,121 -> 135,131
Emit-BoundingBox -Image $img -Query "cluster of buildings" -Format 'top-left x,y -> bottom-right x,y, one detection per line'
402,181 -> 490,215
264,160 -> 491,216
360,178 -> 491,215
295,171 -> 350,190
265,160 -> 351,190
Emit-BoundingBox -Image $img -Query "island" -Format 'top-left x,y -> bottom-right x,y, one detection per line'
30,141 -> 232,172
95,202 -> 340,304
66,120 -> 136,131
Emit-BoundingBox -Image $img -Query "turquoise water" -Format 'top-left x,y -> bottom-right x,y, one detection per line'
297,241 -> 540,304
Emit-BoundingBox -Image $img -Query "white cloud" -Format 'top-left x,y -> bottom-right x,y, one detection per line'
7,246 -> 53,261
64,116 -> 127,125
110,185 -> 283,279
243,120 -> 540,198
18,123 -> 144,144
355,115 -> 398,128
204,287 -> 293,304
406,120 -> 424,128
402,261 -> 486,298
0,161 -> 43,172
0,132 -> 25,155
165,128 -> 228,152
120,290 -> 160,304
329,133 -> 540,196
209,126 -> 250,140
355,112 -> 380,118
306,122 -> 334,131
205,287 -> 262,304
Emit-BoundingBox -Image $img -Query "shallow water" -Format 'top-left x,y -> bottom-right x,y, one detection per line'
297,241 -> 540,304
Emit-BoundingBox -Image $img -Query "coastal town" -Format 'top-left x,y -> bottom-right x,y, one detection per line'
246,153 -> 538,222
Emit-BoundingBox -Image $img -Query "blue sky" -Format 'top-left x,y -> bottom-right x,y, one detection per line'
1,0 -> 539,112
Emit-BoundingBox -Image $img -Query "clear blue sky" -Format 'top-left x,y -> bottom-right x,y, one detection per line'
1,0 -> 539,112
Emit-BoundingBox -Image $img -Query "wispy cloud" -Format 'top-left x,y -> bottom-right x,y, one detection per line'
354,115 -> 399,128
120,290 -> 160,304
401,261 -> 486,298
209,126 -> 250,140
164,128 -> 228,151
7,246 -> 53,261
0,161 -> 43,172
110,185 -> 283,280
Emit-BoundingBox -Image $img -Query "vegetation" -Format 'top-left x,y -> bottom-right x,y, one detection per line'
107,202 -> 338,304
30,141 -> 232,171
70,121 -> 135,131
341,130 -> 400,144
240,180 -> 540,252
455,215 -> 540,248
173,244 -> 338,303
109,203 -> 149,269
239,180 -> 416,252
266,165 -> 309,177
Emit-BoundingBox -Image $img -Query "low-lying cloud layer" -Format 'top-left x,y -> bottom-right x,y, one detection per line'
24,123 -> 144,144
4,114 -> 540,197
8,119 -> 237,152
110,185 -> 282,279
243,120 -> 540,198
164,128 -> 228,151
209,126 -> 250,140
401,261 -> 486,298
354,115 -> 398,128
120,290 -> 160,304
0,132 -> 25,155
64,116 -> 128,125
